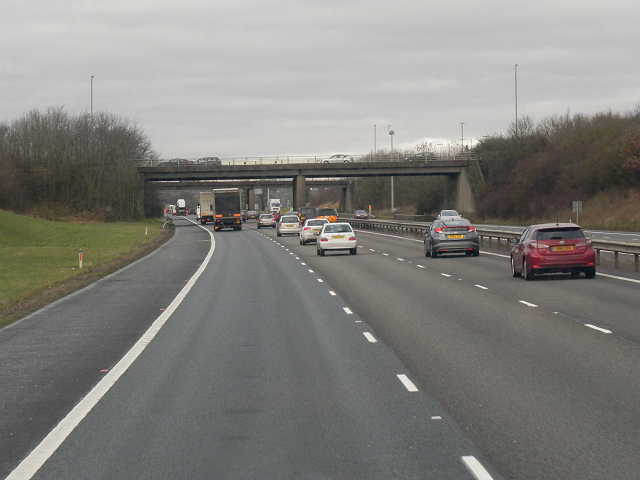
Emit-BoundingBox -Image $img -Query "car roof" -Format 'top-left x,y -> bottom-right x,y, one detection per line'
530,222 -> 581,230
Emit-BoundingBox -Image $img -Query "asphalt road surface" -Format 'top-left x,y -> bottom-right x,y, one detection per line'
2,218 -> 500,480
2,216 -> 638,479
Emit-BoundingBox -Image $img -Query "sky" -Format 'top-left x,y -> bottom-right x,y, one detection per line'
2,0 -> 638,160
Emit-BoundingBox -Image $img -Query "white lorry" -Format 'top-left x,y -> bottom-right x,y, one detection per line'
198,191 -> 214,224
269,198 -> 281,213
176,198 -> 187,216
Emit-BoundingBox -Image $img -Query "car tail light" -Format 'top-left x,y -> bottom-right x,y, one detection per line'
434,227 -> 443,233
320,237 -> 328,242
575,239 -> 592,247
349,236 -> 356,241
530,241 -> 550,250
303,227 -> 311,231
468,226 -> 476,232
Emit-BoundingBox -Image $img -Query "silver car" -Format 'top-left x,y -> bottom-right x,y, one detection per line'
317,222 -> 357,256
276,215 -> 301,236
299,218 -> 329,245
424,219 -> 479,257
257,214 -> 276,228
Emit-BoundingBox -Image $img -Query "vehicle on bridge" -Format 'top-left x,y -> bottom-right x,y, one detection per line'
213,188 -> 243,231
404,151 -> 437,161
320,154 -> 353,163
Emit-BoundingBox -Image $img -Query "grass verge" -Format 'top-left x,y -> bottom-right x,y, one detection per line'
0,210 -> 174,327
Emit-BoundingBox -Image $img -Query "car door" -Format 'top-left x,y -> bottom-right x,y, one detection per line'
511,227 -> 530,266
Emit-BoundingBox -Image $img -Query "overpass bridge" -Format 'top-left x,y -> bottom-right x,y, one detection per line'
138,158 -> 478,213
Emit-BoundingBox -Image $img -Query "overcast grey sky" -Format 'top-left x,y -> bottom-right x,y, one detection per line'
3,0 -> 638,159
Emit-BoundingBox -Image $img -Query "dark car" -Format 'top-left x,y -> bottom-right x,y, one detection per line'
297,206 -> 318,222
404,152 -> 437,161
354,210 -> 369,219
424,219 -> 479,258
509,223 -> 596,280
247,210 -> 259,219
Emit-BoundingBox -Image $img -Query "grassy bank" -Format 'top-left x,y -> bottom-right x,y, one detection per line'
0,210 -> 174,327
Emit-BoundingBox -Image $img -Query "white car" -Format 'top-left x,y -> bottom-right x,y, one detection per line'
317,222 -> 357,256
276,215 -> 301,236
321,154 -> 353,163
437,209 -> 462,221
299,218 -> 329,245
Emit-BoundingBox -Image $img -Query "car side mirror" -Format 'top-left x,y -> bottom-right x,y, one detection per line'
509,238 -> 517,245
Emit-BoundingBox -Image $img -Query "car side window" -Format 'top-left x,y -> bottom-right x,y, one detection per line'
519,228 -> 531,243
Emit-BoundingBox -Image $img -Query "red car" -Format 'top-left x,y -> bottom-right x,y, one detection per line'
510,223 -> 596,280
353,210 -> 369,219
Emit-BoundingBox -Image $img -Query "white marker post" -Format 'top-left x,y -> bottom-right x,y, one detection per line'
79,249 -> 83,269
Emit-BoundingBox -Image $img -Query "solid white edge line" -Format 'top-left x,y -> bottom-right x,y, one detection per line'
461,455 -> 494,480
7,225 -> 216,480
397,374 -> 419,392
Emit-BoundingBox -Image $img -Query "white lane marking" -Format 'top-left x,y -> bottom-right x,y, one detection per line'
308,269 -> 314,273
597,272 -> 640,284
585,324 -> 612,334
383,253 -> 389,256
397,374 -> 419,392
461,455 -> 494,480
417,265 -> 425,268
363,332 -> 377,343
441,273 -> 451,277
397,258 -> 404,261
329,291 -> 336,296
343,307 -> 353,314
475,285 -> 488,290
317,279 -> 324,283
301,262 -> 306,265
519,300 -> 538,307
369,248 -> 376,251
6,223 -> 217,480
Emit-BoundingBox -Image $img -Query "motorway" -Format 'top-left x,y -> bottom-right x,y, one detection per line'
1,216 -> 638,479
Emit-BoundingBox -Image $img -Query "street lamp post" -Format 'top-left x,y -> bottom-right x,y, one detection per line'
389,126 -> 395,212
90,75 -> 94,118
460,122 -> 465,152
515,64 -> 518,138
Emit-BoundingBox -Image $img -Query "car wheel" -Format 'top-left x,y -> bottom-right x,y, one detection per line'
585,267 -> 596,279
316,247 -> 321,256
523,258 -> 534,281
511,256 -> 521,277
431,245 -> 437,258
350,247 -> 357,255
473,249 -> 480,257
320,248 -> 325,256
277,231 -> 281,237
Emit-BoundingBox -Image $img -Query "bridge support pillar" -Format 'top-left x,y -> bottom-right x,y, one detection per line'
247,188 -> 256,211
445,168 -> 475,214
293,175 -> 306,210
340,186 -> 352,213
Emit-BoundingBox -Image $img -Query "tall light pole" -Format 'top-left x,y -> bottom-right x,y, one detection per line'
373,124 -> 376,162
90,75 -> 94,118
460,122 -> 465,152
515,64 -> 518,138
388,125 -> 395,212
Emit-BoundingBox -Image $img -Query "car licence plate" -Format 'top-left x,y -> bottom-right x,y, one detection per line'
552,246 -> 574,252
448,234 -> 464,239
333,235 -> 344,239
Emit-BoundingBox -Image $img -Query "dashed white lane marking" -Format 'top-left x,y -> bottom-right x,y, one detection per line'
585,324 -> 612,334
461,455 -> 494,480
329,291 -> 336,296
416,265 -> 425,268
383,253 -> 389,256
363,332 -> 377,343
308,269 -> 314,273
475,285 -> 488,290
519,300 -> 538,307
397,258 -> 404,261
317,279 -> 324,283
343,307 -> 353,314
441,273 -> 451,277
397,374 -> 419,392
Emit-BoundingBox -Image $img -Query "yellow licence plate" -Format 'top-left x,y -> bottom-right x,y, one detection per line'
334,235 -> 344,239
448,234 -> 464,239
552,246 -> 574,252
